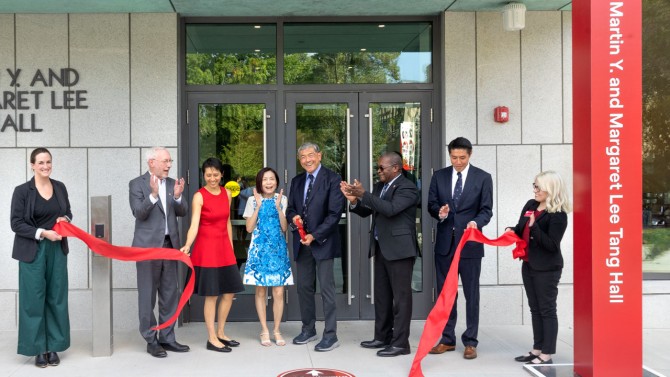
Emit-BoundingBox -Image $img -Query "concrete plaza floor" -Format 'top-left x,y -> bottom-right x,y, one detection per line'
1,321 -> 668,377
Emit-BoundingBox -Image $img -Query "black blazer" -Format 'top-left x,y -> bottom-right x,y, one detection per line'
350,174 -> 420,261
286,166 -> 345,261
509,199 -> 567,271
428,165 -> 493,258
11,177 -> 72,262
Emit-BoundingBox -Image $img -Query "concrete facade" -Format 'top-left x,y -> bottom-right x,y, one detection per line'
0,11 -> 666,332
0,13 -> 178,331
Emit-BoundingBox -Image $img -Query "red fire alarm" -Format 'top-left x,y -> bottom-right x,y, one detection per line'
494,106 -> 509,123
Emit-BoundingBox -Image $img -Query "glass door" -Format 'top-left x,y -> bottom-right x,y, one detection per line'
285,92 -> 361,320
357,92 -> 433,320
185,91 -> 279,321
285,91 -> 434,322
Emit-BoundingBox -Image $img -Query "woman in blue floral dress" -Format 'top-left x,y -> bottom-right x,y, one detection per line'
243,167 -> 294,346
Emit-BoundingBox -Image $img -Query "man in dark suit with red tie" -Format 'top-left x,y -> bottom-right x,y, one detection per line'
427,137 -> 493,360
286,142 -> 345,352
343,152 -> 420,357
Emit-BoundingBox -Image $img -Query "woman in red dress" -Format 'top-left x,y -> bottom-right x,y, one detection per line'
181,158 -> 243,352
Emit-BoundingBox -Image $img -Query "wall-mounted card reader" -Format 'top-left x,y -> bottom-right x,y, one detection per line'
95,223 -> 105,238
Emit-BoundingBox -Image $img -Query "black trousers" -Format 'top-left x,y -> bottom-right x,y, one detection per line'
295,244 -> 337,339
435,252 -> 481,347
522,262 -> 562,354
373,243 -> 415,348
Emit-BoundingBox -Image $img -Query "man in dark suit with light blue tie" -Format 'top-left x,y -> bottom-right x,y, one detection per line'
343,152 -> 420,357
427,137 -> 493,360
287,142 -> 345,352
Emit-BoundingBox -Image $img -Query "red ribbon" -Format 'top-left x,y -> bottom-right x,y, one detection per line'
53,222 -> 194,330
295,218 -> 307,241
409,228 -> 525,377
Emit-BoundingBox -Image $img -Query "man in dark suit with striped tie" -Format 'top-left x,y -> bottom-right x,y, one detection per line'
286,142 -> 345,352
427,137 -> 493,360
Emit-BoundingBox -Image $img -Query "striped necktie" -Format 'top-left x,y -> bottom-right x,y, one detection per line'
453,172 -> 463,209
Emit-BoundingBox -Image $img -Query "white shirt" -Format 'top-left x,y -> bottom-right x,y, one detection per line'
149,178 -> 171,235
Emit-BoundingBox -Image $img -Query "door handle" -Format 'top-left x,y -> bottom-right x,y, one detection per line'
367,107 -> 375,305
263,108 -> 268,166
346,107 -> 353,306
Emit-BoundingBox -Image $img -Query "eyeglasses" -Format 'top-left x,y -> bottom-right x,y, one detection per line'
376,164 -> 396,171
152,159 -> 173,164
532,183 -> 542,192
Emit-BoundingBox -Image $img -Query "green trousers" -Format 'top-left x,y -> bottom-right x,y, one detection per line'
18,239 -> 70,356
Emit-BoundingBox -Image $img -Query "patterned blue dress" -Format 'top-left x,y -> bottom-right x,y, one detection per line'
242,194 -> 294,286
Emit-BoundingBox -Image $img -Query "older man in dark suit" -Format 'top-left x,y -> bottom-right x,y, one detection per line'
287,142 -> 345,352
342,152 -> 420,357
427,137 -> 493,360
129,147 -> 189,358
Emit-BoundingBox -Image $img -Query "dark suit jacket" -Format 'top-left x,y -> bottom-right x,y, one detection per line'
350,174 -> 420,261
509,199 -> 567,271
428,165 -> 493,258
129,172 -> 188,248
11,177 -> 72,262
286,165 -> 345,261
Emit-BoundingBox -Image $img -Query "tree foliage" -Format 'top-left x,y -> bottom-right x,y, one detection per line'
643,0 -> 670,193
188,50 -> 404,186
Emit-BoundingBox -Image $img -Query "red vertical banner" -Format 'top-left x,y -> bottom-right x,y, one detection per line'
573,1 -> 642,376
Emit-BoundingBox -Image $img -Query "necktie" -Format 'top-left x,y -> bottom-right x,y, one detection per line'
453,172 -> 463,209
302,174 -> 314,230
374,183 -> 390,240
380,183 -> 390,199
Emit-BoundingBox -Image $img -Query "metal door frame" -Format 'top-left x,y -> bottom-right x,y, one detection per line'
184,91 -> 278,322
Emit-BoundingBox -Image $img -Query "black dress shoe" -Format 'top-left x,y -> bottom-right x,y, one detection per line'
218,338 -> 240,347
377,346 -> 411,357
147,342 -> 167,358
206,341 -> 232,353
46,352 -> 60,366
160,341 -> 190,352
361,339 -> 389,349
515,352 -> 538,362
35,353 -> 48,368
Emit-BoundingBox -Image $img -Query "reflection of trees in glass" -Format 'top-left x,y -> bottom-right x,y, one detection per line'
285,52 -> 401,84
296,105 -> 347,178
198,104 -> 264,183
187,53 -> 276,85
643,0 -> 670,193
371,104 -> 421,187
187,51 -> 403,85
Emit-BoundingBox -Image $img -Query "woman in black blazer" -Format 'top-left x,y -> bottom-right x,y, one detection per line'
506,171 -> 571,365
10,148 -> 72,368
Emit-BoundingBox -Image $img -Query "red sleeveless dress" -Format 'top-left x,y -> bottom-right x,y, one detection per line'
190,187 -> 243,295
190,187 -> 236,267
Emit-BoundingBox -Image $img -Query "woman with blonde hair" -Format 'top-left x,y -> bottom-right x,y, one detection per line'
506,171 -> 571,365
